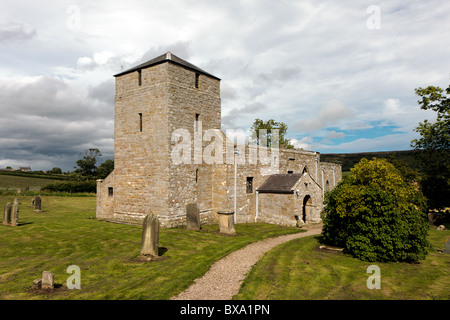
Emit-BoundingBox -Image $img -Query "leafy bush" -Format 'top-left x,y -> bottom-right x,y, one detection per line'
42,181 -> 97,193
322,158 -> 430,262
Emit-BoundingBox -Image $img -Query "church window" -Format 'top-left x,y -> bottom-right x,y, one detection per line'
138,70 -> 142,86
195,73 -> 200,88
108,187 -> 114,197
246,177 -> 253,193
138,113 -> 143,132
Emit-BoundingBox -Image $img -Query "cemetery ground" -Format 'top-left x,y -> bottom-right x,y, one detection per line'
0,195 -> 449,300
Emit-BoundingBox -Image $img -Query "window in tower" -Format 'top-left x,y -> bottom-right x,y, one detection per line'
195,73 -> 199,88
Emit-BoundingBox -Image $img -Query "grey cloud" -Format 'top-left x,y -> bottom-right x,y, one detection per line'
88,79 -> 114,104
0,75 -> 114,171
256,67 -> 301,84
222,102 -> 267,128
0,21 -> 36,43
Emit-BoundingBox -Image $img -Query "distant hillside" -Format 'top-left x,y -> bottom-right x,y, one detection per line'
320,150 -> 422,172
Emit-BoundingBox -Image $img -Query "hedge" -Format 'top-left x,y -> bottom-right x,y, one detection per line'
42,181 -> 97,193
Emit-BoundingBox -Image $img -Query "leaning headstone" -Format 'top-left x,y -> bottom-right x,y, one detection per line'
186,203 -> 200,230
3,203 -> 12,226
11,198 -> 19,226
33,195 -> 42,212
140,213 -> 159,259
217,211 -> 236,235
41,271 -> 54,290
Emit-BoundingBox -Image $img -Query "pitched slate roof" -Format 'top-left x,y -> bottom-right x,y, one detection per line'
257,174 -> 303,194
114,51 -> 220,80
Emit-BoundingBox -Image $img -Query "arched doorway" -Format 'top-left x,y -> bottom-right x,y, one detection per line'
302,195 -> 312,223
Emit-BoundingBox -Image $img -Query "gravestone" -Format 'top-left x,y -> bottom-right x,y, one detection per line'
3,203 -> 12,226
444,237 -> 450,254
42,271 -> 54,290
11,198 -> 19,226
217,211 -> 236,235
33,195 -> 42,212
186,203 -> 200,230
140,213 -> 159,258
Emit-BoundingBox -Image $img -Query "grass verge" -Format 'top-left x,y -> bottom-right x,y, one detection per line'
234,225 -> 450,300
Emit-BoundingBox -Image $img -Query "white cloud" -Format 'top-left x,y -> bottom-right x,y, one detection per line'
290,137 -> 313,150
293,99 -> 355,132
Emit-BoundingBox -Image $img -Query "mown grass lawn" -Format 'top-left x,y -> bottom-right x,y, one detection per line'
0,196 -> 302,300
235,225 -> 450,300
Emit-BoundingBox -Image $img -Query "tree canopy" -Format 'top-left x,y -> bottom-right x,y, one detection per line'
322,158 -> 429,262
73,148 -> 114,180
410,84 -> 450,210
250,118 -> 294,149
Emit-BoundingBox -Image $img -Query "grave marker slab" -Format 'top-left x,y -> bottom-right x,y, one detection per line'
42,271 -> 54,290
140,213 -> 159,258
11,198 -> 19,226
217,211 -> 236,235
186,203 -> 200,230
3,203 -> 12,226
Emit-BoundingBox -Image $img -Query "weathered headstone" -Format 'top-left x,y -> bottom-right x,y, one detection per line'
42,271 -> 54,290
33,195 -> 42,212
427,212 -> 435,226
186,203 -> 200,230
444,237 -> 450,254
217,211 -> 236,235
140,213 -> 159,258
3,203 -> 12,226
11,198 -> 19,226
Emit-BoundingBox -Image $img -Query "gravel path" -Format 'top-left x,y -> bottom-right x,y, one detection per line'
171,223 -> 323,300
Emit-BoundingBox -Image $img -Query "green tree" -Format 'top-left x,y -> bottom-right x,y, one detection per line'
74,148 -> 102,179
96,159 -> 114,179
250,118 -> 294,149
410,84 -> 450,210
49,167 -> 62,174
322,158 -> 429,262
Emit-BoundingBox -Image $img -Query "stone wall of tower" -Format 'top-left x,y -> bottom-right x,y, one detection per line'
110,63 -> 172,225
166,63 -> 221,227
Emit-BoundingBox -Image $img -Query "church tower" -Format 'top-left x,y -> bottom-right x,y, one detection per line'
97,52 -> 221,227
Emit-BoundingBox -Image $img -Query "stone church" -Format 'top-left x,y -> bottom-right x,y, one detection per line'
96,52 -> 342,228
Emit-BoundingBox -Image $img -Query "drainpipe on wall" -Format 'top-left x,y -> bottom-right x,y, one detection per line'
321,166 -> 325,200
234,148 -> 239,224
255,191 -> 259,222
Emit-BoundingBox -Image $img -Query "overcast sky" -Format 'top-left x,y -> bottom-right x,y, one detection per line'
1,0 -> 449,171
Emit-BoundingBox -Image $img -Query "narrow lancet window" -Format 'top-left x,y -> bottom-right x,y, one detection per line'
195,73 -> 199,88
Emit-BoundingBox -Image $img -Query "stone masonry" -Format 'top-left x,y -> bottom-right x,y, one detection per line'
96,52 -> 342,228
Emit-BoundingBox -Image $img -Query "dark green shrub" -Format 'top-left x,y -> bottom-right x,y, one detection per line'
322,158 -> 430,262
42,180 -> 97,193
